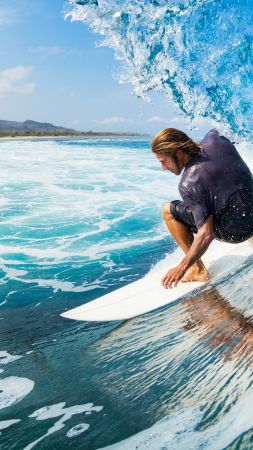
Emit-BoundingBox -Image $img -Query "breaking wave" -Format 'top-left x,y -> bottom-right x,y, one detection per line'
65,0 -> 253,139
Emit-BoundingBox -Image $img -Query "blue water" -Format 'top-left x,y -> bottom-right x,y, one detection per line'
0,136 -> 253,449
0,137 -> 176,448
1,0 -> 253,447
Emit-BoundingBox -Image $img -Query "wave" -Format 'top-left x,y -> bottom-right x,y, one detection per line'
65,0 -> 253,139
100,389 -> 253,449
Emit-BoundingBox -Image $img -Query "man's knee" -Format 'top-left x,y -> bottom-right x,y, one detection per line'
163,202 -> 173,221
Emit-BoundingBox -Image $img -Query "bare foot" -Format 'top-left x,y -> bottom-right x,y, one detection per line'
182,266 -> 210,283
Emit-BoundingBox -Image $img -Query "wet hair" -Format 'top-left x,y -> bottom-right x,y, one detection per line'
151,128 -> 203,158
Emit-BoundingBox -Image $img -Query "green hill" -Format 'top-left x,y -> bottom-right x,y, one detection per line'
0,119 -> 75,135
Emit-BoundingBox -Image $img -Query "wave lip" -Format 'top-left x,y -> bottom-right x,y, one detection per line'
66,0 -> 253,139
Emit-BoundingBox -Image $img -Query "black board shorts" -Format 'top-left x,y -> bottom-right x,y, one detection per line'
170,189 -> 253,243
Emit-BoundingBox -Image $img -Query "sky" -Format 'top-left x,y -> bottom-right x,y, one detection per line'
0,0 -> 211,135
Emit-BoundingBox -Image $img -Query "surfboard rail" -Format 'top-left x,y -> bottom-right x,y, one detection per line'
61,241 -> 252,322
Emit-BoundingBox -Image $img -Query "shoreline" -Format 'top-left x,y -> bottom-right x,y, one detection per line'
0,134 -> 149,142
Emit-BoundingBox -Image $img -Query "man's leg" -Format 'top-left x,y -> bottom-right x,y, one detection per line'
249,237 -> 253,245
163,202 -> 209,282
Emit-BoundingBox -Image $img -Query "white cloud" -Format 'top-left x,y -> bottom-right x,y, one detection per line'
71,120 -> 82,129
29,46 -> 80,57
147,115 -> 165,123
169,116 -> 185,125
94,116 -> 135,125
0,8 -> 17,25
0,66 -> 36,97
170,115 -> 214,129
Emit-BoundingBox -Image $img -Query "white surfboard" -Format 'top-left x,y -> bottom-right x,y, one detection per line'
61,241 -> 252,322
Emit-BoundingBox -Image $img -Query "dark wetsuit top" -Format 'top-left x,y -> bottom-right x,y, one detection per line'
171,129 -> 253,243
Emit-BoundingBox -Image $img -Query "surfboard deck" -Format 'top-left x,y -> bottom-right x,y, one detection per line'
60,241 -> 252,322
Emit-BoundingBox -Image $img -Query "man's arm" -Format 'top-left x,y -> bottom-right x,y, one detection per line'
162,216 -> 215,288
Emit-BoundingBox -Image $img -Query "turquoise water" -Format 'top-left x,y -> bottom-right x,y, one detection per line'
1,137 -> 253,449
2,0 -> 253,447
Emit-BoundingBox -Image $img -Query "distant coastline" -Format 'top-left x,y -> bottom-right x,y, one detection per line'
0,120 -> 148,141
0,132 -> 147,142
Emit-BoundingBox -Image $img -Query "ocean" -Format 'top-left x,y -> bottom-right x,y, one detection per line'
0,136 -> 253,449
1,0 -> 253,447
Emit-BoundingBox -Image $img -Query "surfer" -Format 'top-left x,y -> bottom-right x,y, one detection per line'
151,128 -> 253,288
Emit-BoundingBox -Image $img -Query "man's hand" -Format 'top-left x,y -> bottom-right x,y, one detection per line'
161,264 -> 187,289
162,216 -> 214,289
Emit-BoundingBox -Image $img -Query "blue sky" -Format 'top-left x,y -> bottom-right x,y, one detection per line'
0,0 -> 211,135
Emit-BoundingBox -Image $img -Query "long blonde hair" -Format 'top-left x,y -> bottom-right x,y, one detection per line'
151,128 -> 202,158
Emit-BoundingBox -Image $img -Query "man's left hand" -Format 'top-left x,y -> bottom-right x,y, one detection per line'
161,265 -> 186,289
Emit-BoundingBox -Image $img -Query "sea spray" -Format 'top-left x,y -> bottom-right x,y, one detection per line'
65,0 -> 253,140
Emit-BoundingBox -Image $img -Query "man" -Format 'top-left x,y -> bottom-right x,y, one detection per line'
151,128 -> 253,289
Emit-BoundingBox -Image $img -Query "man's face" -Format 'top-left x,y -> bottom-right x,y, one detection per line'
155,151 -> 183,175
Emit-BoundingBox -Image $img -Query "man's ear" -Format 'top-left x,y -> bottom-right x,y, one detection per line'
176,149 -> 184,160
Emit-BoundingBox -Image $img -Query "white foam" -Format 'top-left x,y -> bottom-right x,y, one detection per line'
148,238 -> 251,277
0,264 -> 90,293
0,419 -> 21,434
1,267 -> 27,277
23,276 -> 89,293
100,388 -> 253,450
148,246 -> 184,274
66,423 -> 90,437
0,140 -> 176,265
0,138 -> 251,302
25,402 -> 103,450
0,351 -> 22,365
0,245 -> 69,261
0,376 -> 34,410
0,197 -> 9,206
0,233 -> 164,263
82,234 -> 164,261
